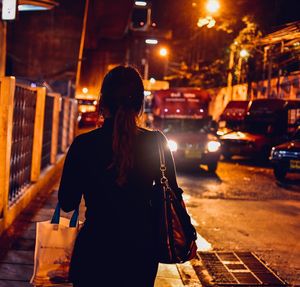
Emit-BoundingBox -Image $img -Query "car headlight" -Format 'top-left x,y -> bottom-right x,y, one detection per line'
216,130 -> 225,136
168,140 -> 178,152
270,147 -> 275,159
207,140 -> 221,152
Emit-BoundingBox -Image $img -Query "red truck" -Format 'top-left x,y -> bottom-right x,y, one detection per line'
217,100 -> 250,136
151,88 -> 221,172
220,99 -> 300,160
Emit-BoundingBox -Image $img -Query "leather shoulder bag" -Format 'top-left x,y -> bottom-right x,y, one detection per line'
154,135 -> 197,264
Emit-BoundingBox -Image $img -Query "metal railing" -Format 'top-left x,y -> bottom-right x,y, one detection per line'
57,97 -> 65,154
0,77 -> 78,233
41,95 -> 54,170
9,86 -> 36,203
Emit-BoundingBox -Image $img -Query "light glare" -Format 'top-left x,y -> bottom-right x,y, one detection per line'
207,18 -> 216,28
159,47 -> 168,57
168,140 -> 178,152
135,1 -> 147,6
240,49 -> 249,58
145,39 -> 158,45
207,141 -> 221,152
206,0 -> 220,13
18,5 -> 49,11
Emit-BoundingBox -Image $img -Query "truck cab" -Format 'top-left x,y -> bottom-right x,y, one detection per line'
217,100 -> 250,136
151,88 -> 221,172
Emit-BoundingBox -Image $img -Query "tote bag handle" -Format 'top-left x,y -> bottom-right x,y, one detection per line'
51,202 -> 79,228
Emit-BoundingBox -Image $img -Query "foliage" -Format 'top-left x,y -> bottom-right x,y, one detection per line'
231,17 -> 263,84
232,16 -> 262,50
188,59 -> 227,88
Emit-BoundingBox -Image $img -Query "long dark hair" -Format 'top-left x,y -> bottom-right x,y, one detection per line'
99,66 -> 144,186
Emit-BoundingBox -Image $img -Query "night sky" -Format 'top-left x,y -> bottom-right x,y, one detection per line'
151,0 -> 300,38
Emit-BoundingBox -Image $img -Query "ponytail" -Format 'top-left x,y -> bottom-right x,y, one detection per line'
111,107 -> 137,186
100,66 -> 144,186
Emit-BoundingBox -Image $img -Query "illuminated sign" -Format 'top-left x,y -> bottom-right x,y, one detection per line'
2,0 -> 17,20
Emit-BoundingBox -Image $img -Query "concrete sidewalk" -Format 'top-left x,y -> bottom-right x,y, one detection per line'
0,186 -> 202,287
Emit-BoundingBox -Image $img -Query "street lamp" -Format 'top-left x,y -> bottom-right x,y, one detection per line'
135,1 -> 147,6
158,47 -> 169,79
145,38 -> 158,45
206,0 -> 220,14
240,49 -> 249,58
197,16 -> 215,28
159,47 -> 168,57
143,39 -> 158,80
237,49 -> 249,84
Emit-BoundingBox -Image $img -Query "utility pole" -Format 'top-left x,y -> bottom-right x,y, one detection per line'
75,0 -> 89,97
227,44 -> 236,101
143,48 -> 150,80
0,21 -> 7,77
267,49 -> 272,99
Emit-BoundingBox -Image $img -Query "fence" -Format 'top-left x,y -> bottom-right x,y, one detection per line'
0,77 -> 77,233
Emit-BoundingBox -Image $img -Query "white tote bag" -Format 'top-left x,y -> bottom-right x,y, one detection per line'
30,203 -> 80,286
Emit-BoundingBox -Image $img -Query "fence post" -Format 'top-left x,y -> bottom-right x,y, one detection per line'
51,93 -> 60,164
31,87 -> 46,182
0,77 -> 15,218
68,100 -> 76,145
62,98 -> 70,152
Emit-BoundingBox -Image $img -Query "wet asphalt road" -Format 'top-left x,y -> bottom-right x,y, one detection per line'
177,159 -> 300,286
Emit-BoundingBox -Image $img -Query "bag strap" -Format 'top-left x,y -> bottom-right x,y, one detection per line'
51,202 -> 79,228
157,133 -> 170,188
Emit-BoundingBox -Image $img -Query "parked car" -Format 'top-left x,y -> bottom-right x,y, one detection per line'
220,99 -> 300,160
77,99 -> 104,128
270,127 -> 300,181
78,110 -> 101,128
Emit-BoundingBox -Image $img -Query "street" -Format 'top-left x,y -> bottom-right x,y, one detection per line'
178,160 -> 300,285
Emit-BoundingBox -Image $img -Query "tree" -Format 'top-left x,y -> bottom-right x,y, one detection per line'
230,16 -> 262,86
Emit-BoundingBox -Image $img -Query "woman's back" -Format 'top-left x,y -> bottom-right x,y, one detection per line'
57,66 -> 177,286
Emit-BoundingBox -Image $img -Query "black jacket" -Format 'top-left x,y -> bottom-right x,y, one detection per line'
58,118 -> 178,286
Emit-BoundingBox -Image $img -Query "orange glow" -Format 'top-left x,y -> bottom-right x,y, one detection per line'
240,49 -> 249,58
159,47 -> 168,57
206,0 -> 220,13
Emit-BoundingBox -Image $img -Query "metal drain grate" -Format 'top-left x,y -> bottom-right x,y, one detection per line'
197,251 -> 286,286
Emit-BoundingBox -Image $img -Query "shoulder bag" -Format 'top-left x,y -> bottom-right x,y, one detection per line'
154,136 -> 197,264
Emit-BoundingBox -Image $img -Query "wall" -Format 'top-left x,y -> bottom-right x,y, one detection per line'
6,0 -> 85,81
209,73 -> 300,120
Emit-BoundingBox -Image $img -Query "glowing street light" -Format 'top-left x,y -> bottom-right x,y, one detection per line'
207,18 -> 216,28
159,47 -> 168,57
240,49 -> 249,58
145,38 -> 158,45
82,87 -> 88,94
135,1 -> 147,7
197,16 -> 215,28
206,0 -> 220,14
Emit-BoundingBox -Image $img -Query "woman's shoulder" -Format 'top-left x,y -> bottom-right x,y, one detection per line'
137,127 -> 167,142
70,128 -> 103,147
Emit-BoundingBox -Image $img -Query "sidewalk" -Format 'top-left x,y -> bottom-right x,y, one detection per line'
0,185 -> 202,287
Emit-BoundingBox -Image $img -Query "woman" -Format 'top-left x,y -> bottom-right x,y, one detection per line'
58,66 -> 178,286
